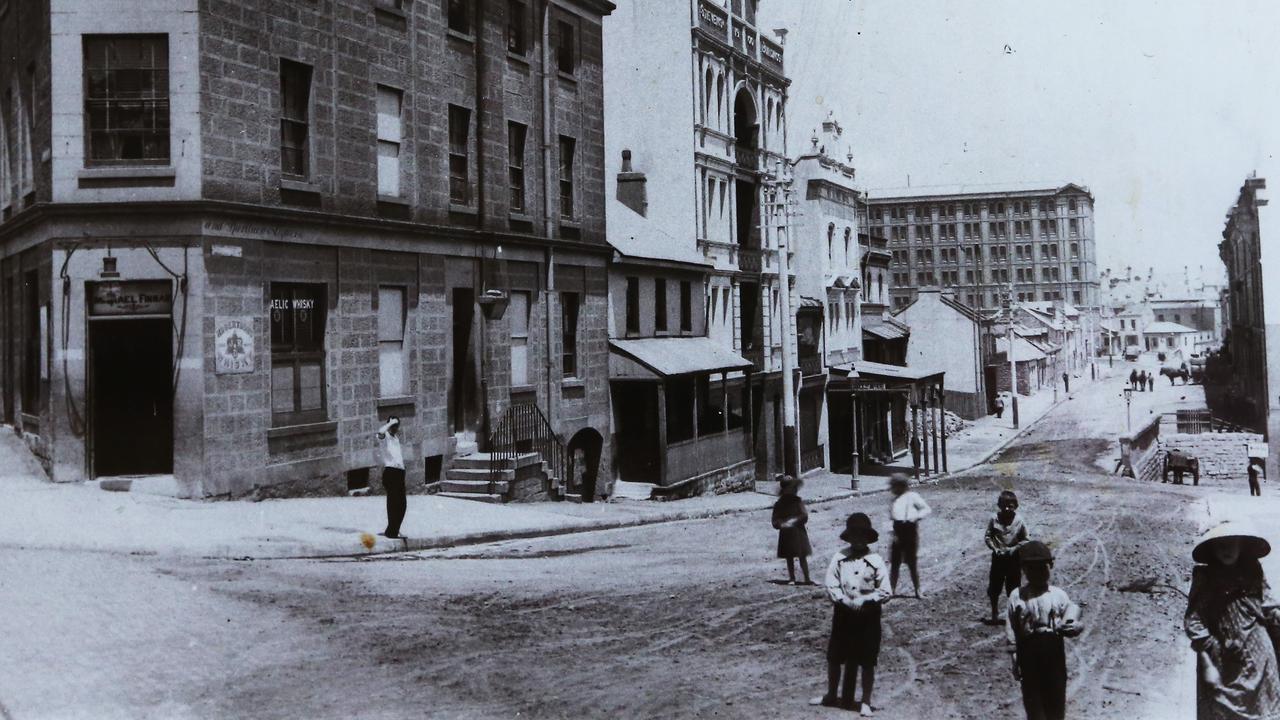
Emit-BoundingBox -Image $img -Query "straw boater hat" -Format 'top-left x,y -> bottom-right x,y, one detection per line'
840,512 -> 879,544
1193,521 -> 1271,564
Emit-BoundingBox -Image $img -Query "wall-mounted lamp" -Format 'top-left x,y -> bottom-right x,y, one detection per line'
100,255 -> 119,278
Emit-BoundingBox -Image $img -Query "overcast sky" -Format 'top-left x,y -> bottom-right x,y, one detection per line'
758,0 -> 1280,284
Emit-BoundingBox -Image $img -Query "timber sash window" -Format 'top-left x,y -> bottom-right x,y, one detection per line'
679,280 -> 692,332
270,283 -> 327,425
84,35 -> 170,165
449,105 -> 471,205
624,276 -> 639,335
654,278 -> 667,332
448,0 -> 472,35
561,292 -> 579,378
509,291 -> 530,386
279,59 -> 312,178
376,86 -> 403,196
377,286 -> 407,397
556,19 -> 576,75
558,135 -> 576,219
507,0 -> 528,54
508,121 -> 526,213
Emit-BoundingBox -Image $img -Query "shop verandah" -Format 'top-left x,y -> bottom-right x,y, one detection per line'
609,337 -> 755,496
825,360 -> 948,483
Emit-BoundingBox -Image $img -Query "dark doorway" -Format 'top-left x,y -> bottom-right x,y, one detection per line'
828,391 -> 851,474
3,274 -> 12,423
449,288 -> 480,436
612,383 -> 658,483
90,318 -> 172,476
566,427 -> 604,501
751,382 -> 767,481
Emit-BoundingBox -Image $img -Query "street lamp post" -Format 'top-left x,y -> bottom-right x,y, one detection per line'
769,160 -> 800,480
1124,386 -> 1133,432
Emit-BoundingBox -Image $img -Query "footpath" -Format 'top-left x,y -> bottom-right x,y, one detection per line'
0,368 -> 1108,560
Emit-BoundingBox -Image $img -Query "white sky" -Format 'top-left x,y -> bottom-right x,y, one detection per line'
758,0 -> 1280,282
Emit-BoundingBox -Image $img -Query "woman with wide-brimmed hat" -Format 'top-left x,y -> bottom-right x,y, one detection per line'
811,512 -> 891,715
1185,520 -> 1280,720
771,475 -> 813,585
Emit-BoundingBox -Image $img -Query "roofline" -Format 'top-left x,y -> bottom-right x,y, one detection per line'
864,182 -> 1093,203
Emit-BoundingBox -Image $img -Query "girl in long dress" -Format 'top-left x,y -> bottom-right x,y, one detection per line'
1185,521 -> 1280,720
771,476 -> 813,585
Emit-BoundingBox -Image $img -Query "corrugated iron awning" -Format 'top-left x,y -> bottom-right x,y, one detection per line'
609,337 -> 751,379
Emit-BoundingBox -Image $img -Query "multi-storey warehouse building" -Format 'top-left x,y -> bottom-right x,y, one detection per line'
0,0 -> 615,500
866,183 -> 1100,332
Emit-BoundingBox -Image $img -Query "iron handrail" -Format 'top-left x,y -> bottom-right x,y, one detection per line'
487,402 -> 565,497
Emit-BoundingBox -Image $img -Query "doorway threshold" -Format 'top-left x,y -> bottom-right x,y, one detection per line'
96,474 -> 179,497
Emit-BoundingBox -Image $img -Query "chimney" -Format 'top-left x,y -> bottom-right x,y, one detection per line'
616,149 -> 647,217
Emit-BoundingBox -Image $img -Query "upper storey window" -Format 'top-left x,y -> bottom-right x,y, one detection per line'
279,59 -> 312,178
448,0 -> 473,36
556,19 -> 577,75
84,35 -> 170,166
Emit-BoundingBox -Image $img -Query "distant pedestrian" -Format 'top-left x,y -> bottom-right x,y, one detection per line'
995,394 -> 1006,419
986,490 -> 1030,624
1006,541 -> 1083,720
771,475 -> 812,585
1248,459 -> 1264,497
1138,370 -> 1147,392
377,416 -> 406,539
1061,372 -> 1069,393
889,473 -> 931,599
811,512 -> 891,715
1148,373 -> 1155,392
1185,521 -> 1280,720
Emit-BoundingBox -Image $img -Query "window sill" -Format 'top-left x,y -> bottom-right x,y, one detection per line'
377,395 -> 415,410
377,193 -> 410,206
557,71 -> 578,84
509,211 -> 533,222
511,384 -> 536,395
280,178 -> 321,194
507,51 -> 531,66
559,219 -> 581,229
449,203 -> 478,216
447,29 -> 476,44
374,4 -> 407,19
267,419 -> 338,439
79,165 -> 175,180
562,378 -> 584,389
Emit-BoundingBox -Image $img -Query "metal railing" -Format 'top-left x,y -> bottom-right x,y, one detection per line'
487,402 -> 565,497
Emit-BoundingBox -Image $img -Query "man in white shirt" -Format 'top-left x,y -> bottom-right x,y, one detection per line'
888,473 -> 931,598
377,416 -> 406,539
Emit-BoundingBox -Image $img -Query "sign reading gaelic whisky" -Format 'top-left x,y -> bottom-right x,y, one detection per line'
214,317 -> 255,375
88,280 -> 173,316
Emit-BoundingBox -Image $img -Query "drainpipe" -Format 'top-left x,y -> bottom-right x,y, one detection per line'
540,0 -> 558,444
474,0 -> 488,229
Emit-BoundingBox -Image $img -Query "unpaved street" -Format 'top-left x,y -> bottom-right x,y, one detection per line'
1,373 -> 1209,719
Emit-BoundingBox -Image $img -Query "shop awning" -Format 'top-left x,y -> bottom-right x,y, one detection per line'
830,360 -> 943,382
609,337 -> 751,379
863,324 -> 908,341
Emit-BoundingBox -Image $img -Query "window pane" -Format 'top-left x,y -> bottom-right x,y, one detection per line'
375,86 -> 402,143
562,292 -> 578,378
379,342 -> 405,397
377,287 -> 405,342
377,142 -> 400,196
509,291 -> 529,337
299,361 -> 323,411
511,340 -> 528,386
271,365 -> 295,414
83,35 -> 170,163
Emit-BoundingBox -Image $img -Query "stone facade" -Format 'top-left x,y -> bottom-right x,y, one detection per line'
1159,431 -> 1264,482
0,1 -> 615,499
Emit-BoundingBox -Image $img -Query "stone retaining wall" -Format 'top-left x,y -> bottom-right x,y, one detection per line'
1158,432 -> 1263,480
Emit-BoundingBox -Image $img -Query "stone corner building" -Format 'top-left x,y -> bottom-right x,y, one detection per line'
0,0 -> 615,501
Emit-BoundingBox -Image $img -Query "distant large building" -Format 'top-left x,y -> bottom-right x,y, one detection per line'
1217,175 -> 1271,434
865,183 -> 1100,318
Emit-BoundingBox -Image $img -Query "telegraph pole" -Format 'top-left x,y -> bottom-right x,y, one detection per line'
770,161 -> 800,479
1004,287 -> 1020,428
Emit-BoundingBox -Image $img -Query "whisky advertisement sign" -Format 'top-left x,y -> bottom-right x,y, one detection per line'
214,317 -> 255,375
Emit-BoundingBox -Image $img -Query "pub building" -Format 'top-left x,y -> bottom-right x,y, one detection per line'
0,0 -> 615,500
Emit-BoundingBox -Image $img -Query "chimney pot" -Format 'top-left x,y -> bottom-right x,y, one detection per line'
621,149 -> 633,173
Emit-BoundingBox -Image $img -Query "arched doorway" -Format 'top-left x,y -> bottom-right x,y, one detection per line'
565,427 -> 604,502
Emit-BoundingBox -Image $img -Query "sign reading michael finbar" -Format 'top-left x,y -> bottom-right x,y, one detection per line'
214,317 -> 255,374
88,281 -> 173,316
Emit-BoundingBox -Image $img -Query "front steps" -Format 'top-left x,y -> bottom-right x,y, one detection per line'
438,452 -> 560,503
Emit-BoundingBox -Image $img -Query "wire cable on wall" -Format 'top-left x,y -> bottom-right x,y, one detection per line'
58,243 -> 85,438
141,241 -> 189,400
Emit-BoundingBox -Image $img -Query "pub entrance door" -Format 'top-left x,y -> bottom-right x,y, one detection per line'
89,318 -> 173,476
449,288 -> 481,444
